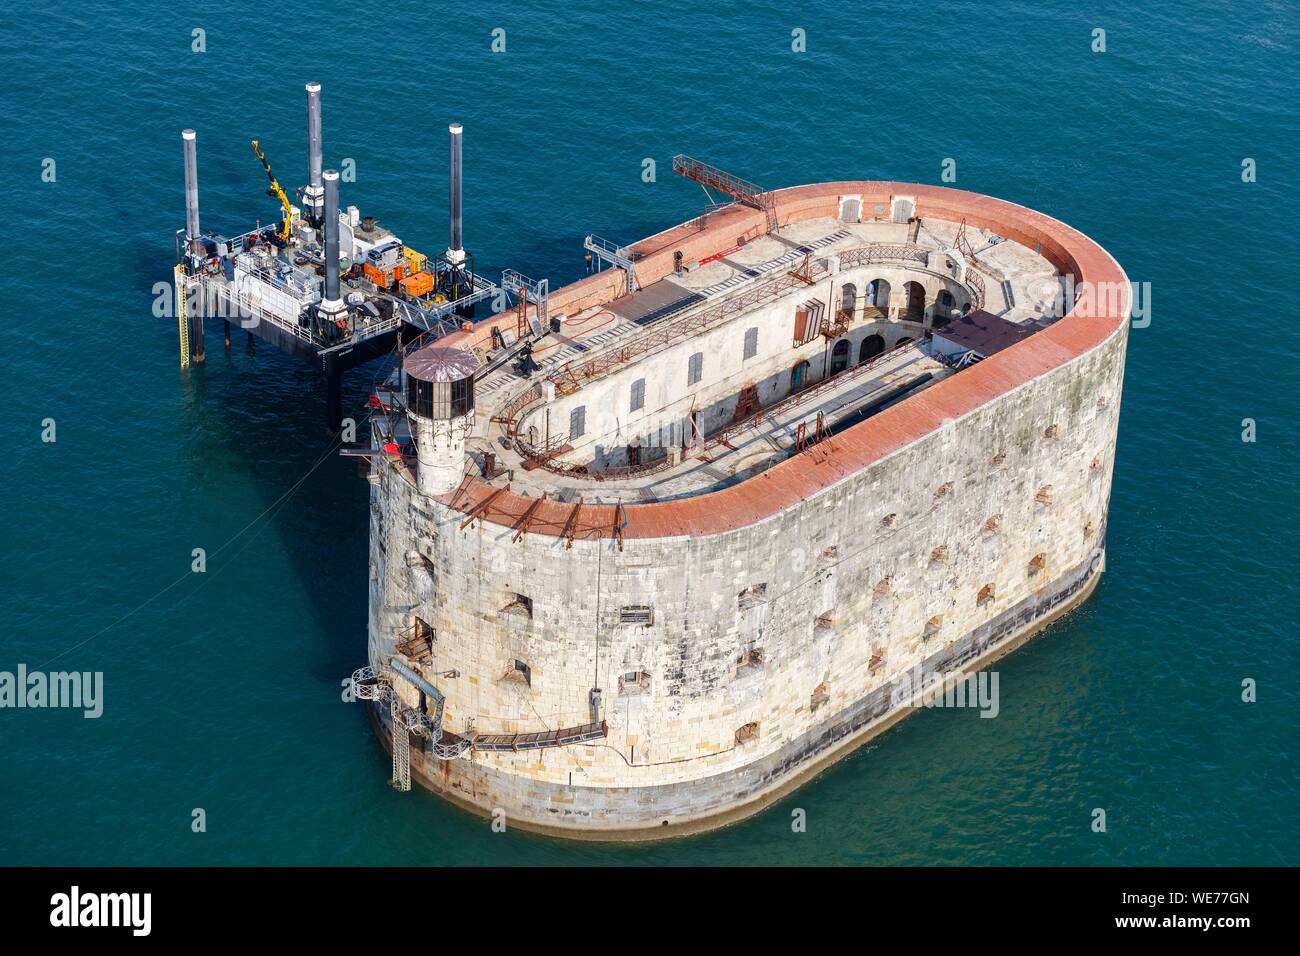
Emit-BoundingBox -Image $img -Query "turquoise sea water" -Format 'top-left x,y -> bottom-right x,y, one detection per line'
1,0 -> 1296,865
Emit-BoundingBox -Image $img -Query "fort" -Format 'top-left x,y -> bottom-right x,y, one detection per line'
356,174 -> 1129,839
170,85 -> 1128,839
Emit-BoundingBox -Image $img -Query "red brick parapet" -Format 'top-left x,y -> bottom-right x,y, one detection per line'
435,182 -> 1130,540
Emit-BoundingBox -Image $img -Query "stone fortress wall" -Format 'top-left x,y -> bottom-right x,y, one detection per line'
365,182 -> 1131,838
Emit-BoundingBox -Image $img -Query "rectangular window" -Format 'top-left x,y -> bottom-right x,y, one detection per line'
619,670 -> 651,695
630,378 -> 645,412
569,405 -> 586,439
743,327 -> 758,360
450,376 -> 474,417
687,352 -> 703,386
620,605 -> 654,625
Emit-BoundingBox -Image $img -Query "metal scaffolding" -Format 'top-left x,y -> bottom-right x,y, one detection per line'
501,269 -> 550,340
352,663 -> 470,790
583,235 -> 637,295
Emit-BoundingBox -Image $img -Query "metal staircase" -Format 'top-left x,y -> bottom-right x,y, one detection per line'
350,654 -> 613,791
175,264 -> 191,369
352,663 -> 470,791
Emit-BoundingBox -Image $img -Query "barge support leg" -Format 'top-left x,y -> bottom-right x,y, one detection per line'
179,130 -> 204,367
326,367 -> 342,433
189,310 -> 205,364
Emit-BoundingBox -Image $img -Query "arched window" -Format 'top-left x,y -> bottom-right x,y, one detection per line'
904,282 -> 926,320
867,278 -> 891,310
831,339 -> 850,374
859,334 -> 884,363
742,327 -> 758,361
630,378 -> 645,412
569,405 -> 586,439
688,351 -> 704,386
840,283 -> 857,318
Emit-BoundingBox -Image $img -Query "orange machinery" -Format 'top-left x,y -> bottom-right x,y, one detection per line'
399,271 -> 434,298
363,260 -> 408,290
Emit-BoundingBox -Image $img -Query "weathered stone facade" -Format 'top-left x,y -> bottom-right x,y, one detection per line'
361,181 -> 1130,838
365,327 -> 1126,837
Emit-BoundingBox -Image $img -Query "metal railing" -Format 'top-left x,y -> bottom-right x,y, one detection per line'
708,338 -> 921,450
541,240 -> 949,398
965,269 -> 986,309
520,444 -> 677,483
203,277 -> 317,344
584,235 -> 637,293
174,224 -> 266,265
501,269 -> 550,332
837,242 -> 985,309
671,154 -> 775,224
234,253 -> 321,300
837,243 -> 931,269
547,255 -> 832,397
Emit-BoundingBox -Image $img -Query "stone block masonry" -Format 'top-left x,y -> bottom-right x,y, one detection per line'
363,181 -> 1130,838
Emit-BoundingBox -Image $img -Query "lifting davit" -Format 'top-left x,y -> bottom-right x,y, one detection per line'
249,139 -> 293,243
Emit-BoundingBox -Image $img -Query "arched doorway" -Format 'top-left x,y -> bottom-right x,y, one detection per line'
867,278 -> 891,312
895,337 -> 914,348
903,282 -> 926,321
831,339 -> 850,374
859,334 -> 884,363
791,360 -> 810,392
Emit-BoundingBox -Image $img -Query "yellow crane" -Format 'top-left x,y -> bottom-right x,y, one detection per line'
250,139 -> 293,241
